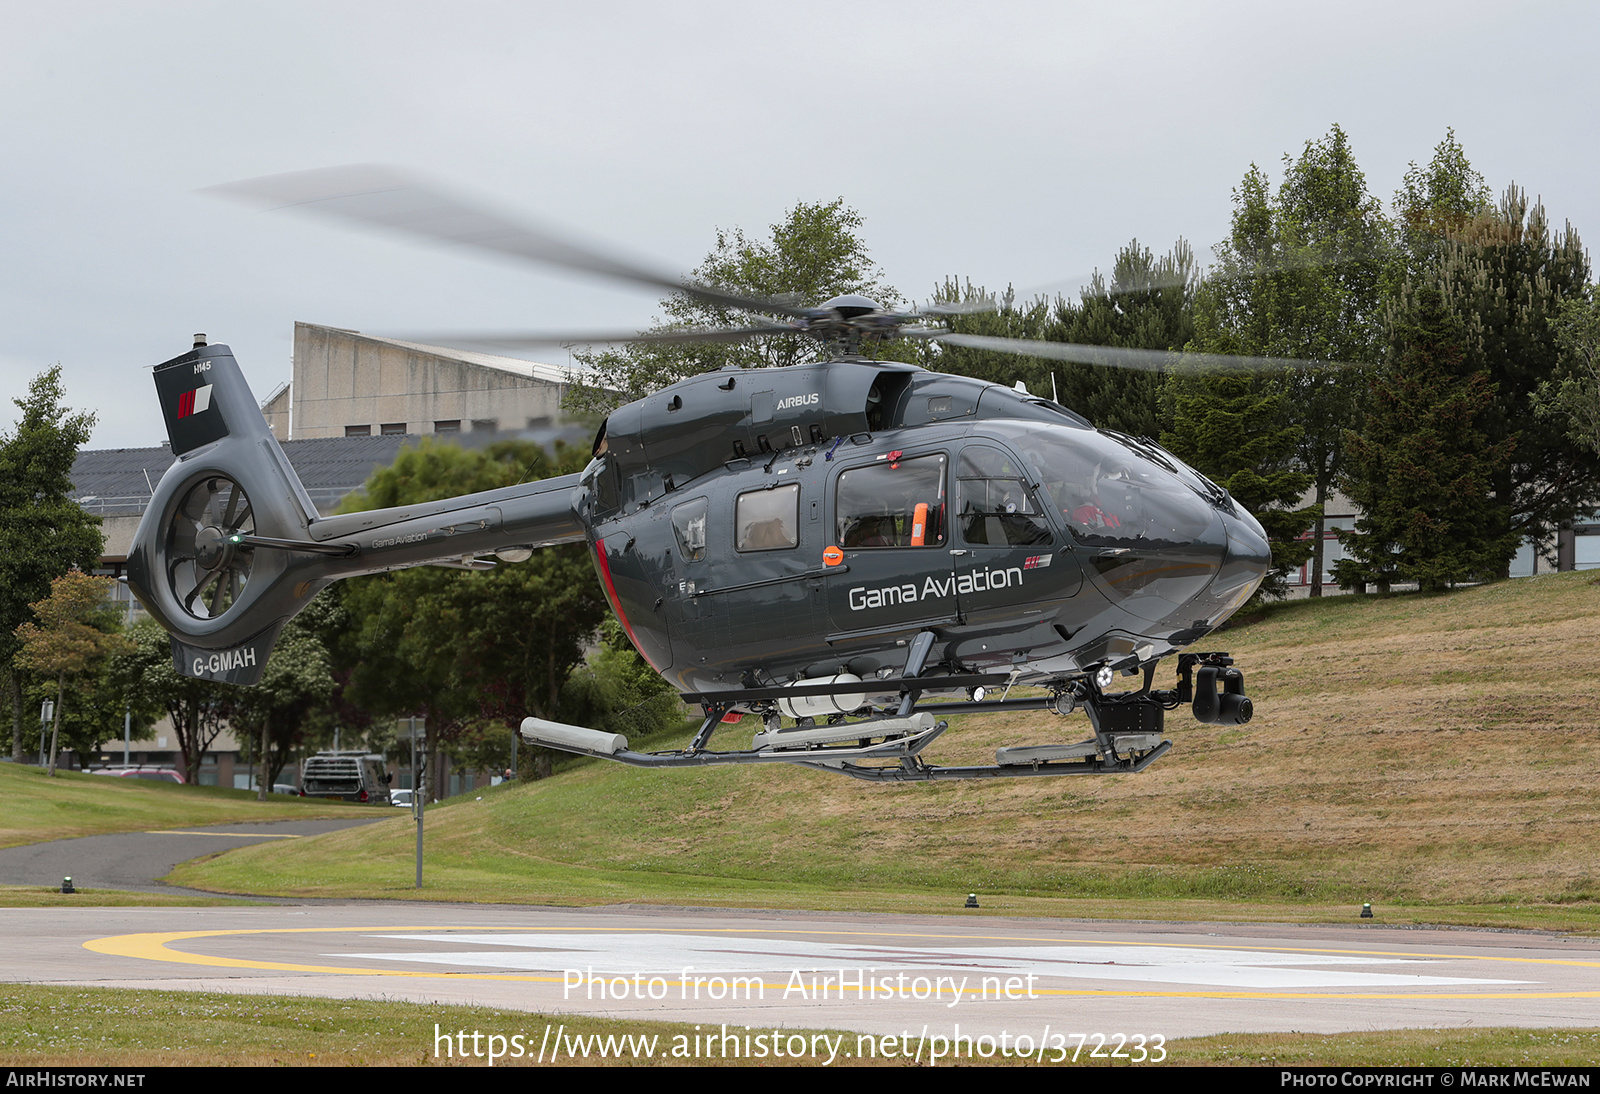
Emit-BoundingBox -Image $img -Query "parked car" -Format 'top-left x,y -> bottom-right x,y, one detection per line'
89,766 -> 185,784
299,751 -> 392,804
390,788 -> 414,808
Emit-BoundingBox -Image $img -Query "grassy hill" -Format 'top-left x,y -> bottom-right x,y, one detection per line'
0,759 -> 368,850
173,572 -> 1600,927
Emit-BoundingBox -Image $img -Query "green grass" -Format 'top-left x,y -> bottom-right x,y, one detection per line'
2,985 -> 1597,1067
0,759 -> 371,850
0,885 -> 260,908
0,985 -> 926,1067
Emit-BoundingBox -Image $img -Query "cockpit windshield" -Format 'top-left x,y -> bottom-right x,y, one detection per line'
988,423 -> 1217,548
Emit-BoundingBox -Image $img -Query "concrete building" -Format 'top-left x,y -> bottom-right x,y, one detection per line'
1282,486 -> 1597,596
264,322 -> 576,441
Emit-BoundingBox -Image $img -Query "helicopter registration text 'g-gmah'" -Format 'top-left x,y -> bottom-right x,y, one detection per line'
125,168 -> 1280,783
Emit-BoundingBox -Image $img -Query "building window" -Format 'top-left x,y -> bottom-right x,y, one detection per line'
471,418 -> 498,433
345,424 -> 372,437
380,422 -> 406,436
434,420 -> 461,434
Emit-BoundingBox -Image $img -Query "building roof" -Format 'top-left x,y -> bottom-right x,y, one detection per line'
72,434 -> 417,518
71,427 -> 592,519
326,328 -> 577,387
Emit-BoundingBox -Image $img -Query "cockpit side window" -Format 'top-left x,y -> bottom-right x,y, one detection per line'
670,497 -> 708,561
835,454 -> 946,548
581,455 -> 620,519
736,484 -> 799,552
956,445 -> 1053,547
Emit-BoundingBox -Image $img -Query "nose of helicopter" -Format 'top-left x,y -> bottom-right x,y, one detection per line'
1204,508 -> 1272,624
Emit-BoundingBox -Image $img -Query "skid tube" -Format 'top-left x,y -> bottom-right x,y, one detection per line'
521,675 -> 1178,781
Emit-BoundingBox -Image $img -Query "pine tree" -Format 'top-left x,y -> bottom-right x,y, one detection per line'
1336,283 -> 1516,591
1046,238 -> 1196,438
1161,362 -> 1315,599
1434,186 -> 1597,568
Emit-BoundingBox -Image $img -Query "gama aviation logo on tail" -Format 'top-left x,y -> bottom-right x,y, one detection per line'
176,385 -> 213,418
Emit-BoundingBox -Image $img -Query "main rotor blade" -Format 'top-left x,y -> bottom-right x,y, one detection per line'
398,323 -> 797,352
207,165 -> 809,319
935,333 -> 1362,373
932,252 -> 1359,316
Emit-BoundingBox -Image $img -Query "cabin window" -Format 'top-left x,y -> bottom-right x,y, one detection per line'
835,454 -> 946,548
735,484 -> 799,552
956,445 -> 1053,547
671,497 -> 709,562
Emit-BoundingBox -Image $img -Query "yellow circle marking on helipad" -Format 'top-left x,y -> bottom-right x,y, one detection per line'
82,925 -> 1600,1001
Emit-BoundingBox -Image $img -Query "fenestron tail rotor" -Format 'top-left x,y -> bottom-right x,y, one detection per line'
165,475 -> 256,620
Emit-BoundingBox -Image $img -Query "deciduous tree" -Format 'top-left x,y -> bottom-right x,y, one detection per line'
0,367 -> 103,761
563,200 -> 907,415
13,572 -> 130,774
115,620 -> 236,784
334,439 -> 612,781
1534,290 -> 1600,459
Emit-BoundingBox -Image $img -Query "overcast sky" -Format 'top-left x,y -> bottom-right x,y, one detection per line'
3,0 -> 1596,449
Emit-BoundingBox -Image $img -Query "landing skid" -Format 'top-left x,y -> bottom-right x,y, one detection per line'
519,687 -> 1174,783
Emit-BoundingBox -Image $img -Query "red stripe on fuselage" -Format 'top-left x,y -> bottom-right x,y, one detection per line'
591,538 -> 660,671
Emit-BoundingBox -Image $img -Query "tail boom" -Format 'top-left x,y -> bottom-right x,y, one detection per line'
126,342 -> 584,684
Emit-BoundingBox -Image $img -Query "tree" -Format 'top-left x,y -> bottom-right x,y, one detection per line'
1048,238 -> 1198,437
0,367 -> 103,761
115,621 -> 236,784
928,278 -> 1053,391
930,238 -> 1196,438
1389,128 -> 1493,296
334,438 -> 610,784
1434,185 -> 1596,570
563,200 -> 907,415
1336,283 -> 1517,591
13,572 -> 131,774
1161,364 -> 1314,600
228,613 -> 336,798
1534,290 -> 1600,459
1179,127 -> 1388,596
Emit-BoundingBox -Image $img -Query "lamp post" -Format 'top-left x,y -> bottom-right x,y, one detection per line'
37,700 -> 53,766
405,716 -> 426,888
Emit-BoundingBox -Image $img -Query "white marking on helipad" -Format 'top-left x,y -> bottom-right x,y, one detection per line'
337,932 -> 1528,990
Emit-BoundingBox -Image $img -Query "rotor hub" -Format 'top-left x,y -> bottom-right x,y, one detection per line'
193,525 -> 234,572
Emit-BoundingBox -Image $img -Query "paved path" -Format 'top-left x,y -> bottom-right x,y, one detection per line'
0,817 -> 388,895
8,902 -> 1600,1049
5,823 -> 1599,1052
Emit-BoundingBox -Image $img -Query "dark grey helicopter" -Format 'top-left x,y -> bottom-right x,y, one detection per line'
126,168 -> 1286,784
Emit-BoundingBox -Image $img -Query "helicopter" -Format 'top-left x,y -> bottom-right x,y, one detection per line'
125,167 -> 1280,784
